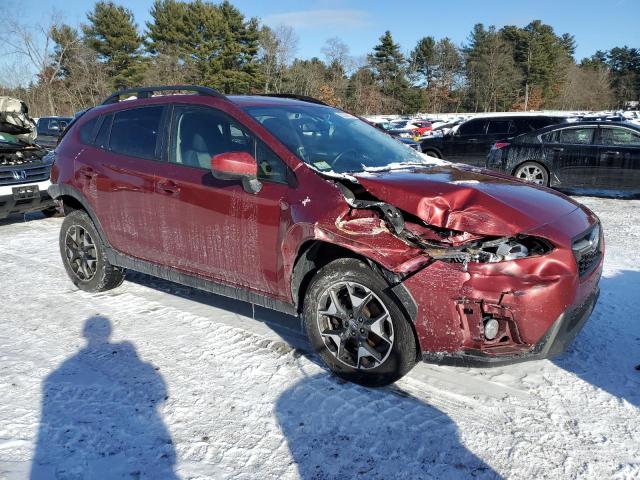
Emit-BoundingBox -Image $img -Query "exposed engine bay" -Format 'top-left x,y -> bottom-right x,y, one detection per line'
0,143 -> 48,167
335,178 -> 554,267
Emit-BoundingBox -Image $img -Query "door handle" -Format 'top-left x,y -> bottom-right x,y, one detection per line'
552,147 -> 564,152
467,138 -> 478,143
157,179 -> 180,195
603,150 -> 620,156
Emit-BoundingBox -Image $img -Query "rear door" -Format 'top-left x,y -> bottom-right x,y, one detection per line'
448,118 -> 488,164
484,119 -> 516,163
74,105 -> 167,261
151,103 -> 293,296
541,126 -> 598,187
597,125 -> 640,189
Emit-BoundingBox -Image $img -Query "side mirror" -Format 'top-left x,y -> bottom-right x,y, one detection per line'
211,151 -> 262,194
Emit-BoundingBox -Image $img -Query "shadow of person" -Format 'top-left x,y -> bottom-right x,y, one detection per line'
553,270 -> 640,408
30,316 -> 177,479
275,373 -> 499,479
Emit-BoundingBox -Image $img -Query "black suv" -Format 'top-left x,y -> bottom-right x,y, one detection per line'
420,115 -> 568,165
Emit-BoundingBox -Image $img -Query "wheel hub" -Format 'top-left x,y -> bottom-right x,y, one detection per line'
64,225 -> 98,281
517,165 -> 545,185
316,281 -> 394,370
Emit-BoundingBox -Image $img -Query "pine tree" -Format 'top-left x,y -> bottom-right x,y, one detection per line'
501,21 -> 573,108
465,24 -> 521,111
410,36 -> 436,87
83,1 -> 144,90
368,31 -> 408,106
146,0 -> 261,93
146,0 -> 189,56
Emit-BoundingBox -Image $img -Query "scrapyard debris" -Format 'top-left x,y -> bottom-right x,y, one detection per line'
0,96 -> 37,143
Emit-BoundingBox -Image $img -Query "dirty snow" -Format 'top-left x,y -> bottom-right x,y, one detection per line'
0,196 -> 639,479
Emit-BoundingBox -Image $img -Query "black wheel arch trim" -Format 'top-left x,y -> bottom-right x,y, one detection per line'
48,184 -> 112,248
290,240 -> 418,322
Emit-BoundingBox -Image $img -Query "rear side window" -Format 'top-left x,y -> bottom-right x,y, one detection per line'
459,119 -> 486,136
558,127 -> 595,145
109,106 -> 163,159
486,120 -> 515,135
78,117 -> 99,145
600,127 -> 640,146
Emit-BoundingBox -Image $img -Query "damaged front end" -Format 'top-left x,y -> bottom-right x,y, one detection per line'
318,166 -> 602,366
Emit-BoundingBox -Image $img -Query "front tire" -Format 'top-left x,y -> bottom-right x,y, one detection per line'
514,161 -> 549,186
59,210 -> 126,292
423,148 -> 441,158
303,258 -> 417,387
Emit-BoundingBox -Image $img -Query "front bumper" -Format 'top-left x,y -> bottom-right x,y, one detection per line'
0,180 -> 55,219
398,203 -> 603,367
421,288 -> 599,367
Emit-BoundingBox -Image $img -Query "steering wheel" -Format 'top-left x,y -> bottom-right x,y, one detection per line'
330,149 -> 359,171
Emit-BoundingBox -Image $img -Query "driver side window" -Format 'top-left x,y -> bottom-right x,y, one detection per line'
170,106 -> 289,183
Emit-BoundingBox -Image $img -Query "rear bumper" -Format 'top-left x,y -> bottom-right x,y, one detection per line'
0,180 -> 55,219
421,287 -> 599,367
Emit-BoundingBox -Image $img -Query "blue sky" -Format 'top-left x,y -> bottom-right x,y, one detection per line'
5,0 -> 640,70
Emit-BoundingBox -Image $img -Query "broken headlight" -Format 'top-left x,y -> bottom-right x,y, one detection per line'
427,236 -> 553,264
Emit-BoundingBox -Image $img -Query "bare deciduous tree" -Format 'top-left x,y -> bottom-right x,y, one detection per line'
0,13 -> 71,115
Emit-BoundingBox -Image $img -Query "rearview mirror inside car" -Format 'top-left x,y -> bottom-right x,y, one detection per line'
211,151 -> 262,194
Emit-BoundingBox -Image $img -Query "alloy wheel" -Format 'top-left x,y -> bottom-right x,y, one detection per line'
317,281 -> 394,370
516,164 -> 546,185
64,225 -> 98,281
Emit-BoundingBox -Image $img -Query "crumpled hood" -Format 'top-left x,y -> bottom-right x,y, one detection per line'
354,164 -> 580,236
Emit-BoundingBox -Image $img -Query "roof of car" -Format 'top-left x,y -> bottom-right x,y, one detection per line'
542,120 -> 640,130
466,113 -> 570,121
227,95 -> 331,107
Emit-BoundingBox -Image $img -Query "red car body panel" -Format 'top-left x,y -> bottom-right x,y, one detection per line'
50,93 -> 603,365
354,166 -> 580,236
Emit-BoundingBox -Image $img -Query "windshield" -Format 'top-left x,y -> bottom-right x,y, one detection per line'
243,104 -> 429,174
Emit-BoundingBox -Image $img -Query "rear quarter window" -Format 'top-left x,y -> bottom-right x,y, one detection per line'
78,117 -> 99,145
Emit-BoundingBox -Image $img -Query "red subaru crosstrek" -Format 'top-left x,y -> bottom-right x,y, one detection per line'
49,86 -> 603,386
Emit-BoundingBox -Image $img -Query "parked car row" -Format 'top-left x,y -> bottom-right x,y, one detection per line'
416,113 -> 640,194
487,121 -> 640,192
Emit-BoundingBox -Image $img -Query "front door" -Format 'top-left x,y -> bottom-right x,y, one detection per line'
151,104 -> 293,296
447,118 -> 488,165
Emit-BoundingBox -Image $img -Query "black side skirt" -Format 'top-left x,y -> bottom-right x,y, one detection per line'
106,248 -> 298,317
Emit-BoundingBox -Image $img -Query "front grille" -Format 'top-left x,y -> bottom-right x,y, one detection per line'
0,162 -> 51,186
572,223 -> 602,277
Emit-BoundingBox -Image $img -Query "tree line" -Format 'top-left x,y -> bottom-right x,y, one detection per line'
1,0 -> 638,117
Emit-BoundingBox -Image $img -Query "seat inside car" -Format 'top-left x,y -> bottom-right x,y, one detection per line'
178,114 -> 229,168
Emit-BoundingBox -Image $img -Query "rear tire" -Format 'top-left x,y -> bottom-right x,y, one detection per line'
59,210 -> 126,292
514,161 -> 549,186
303,258 -> 417,387
423,149 -> 441,158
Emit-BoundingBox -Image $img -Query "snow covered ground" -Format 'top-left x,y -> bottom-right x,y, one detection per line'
0,196 -> 639,479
